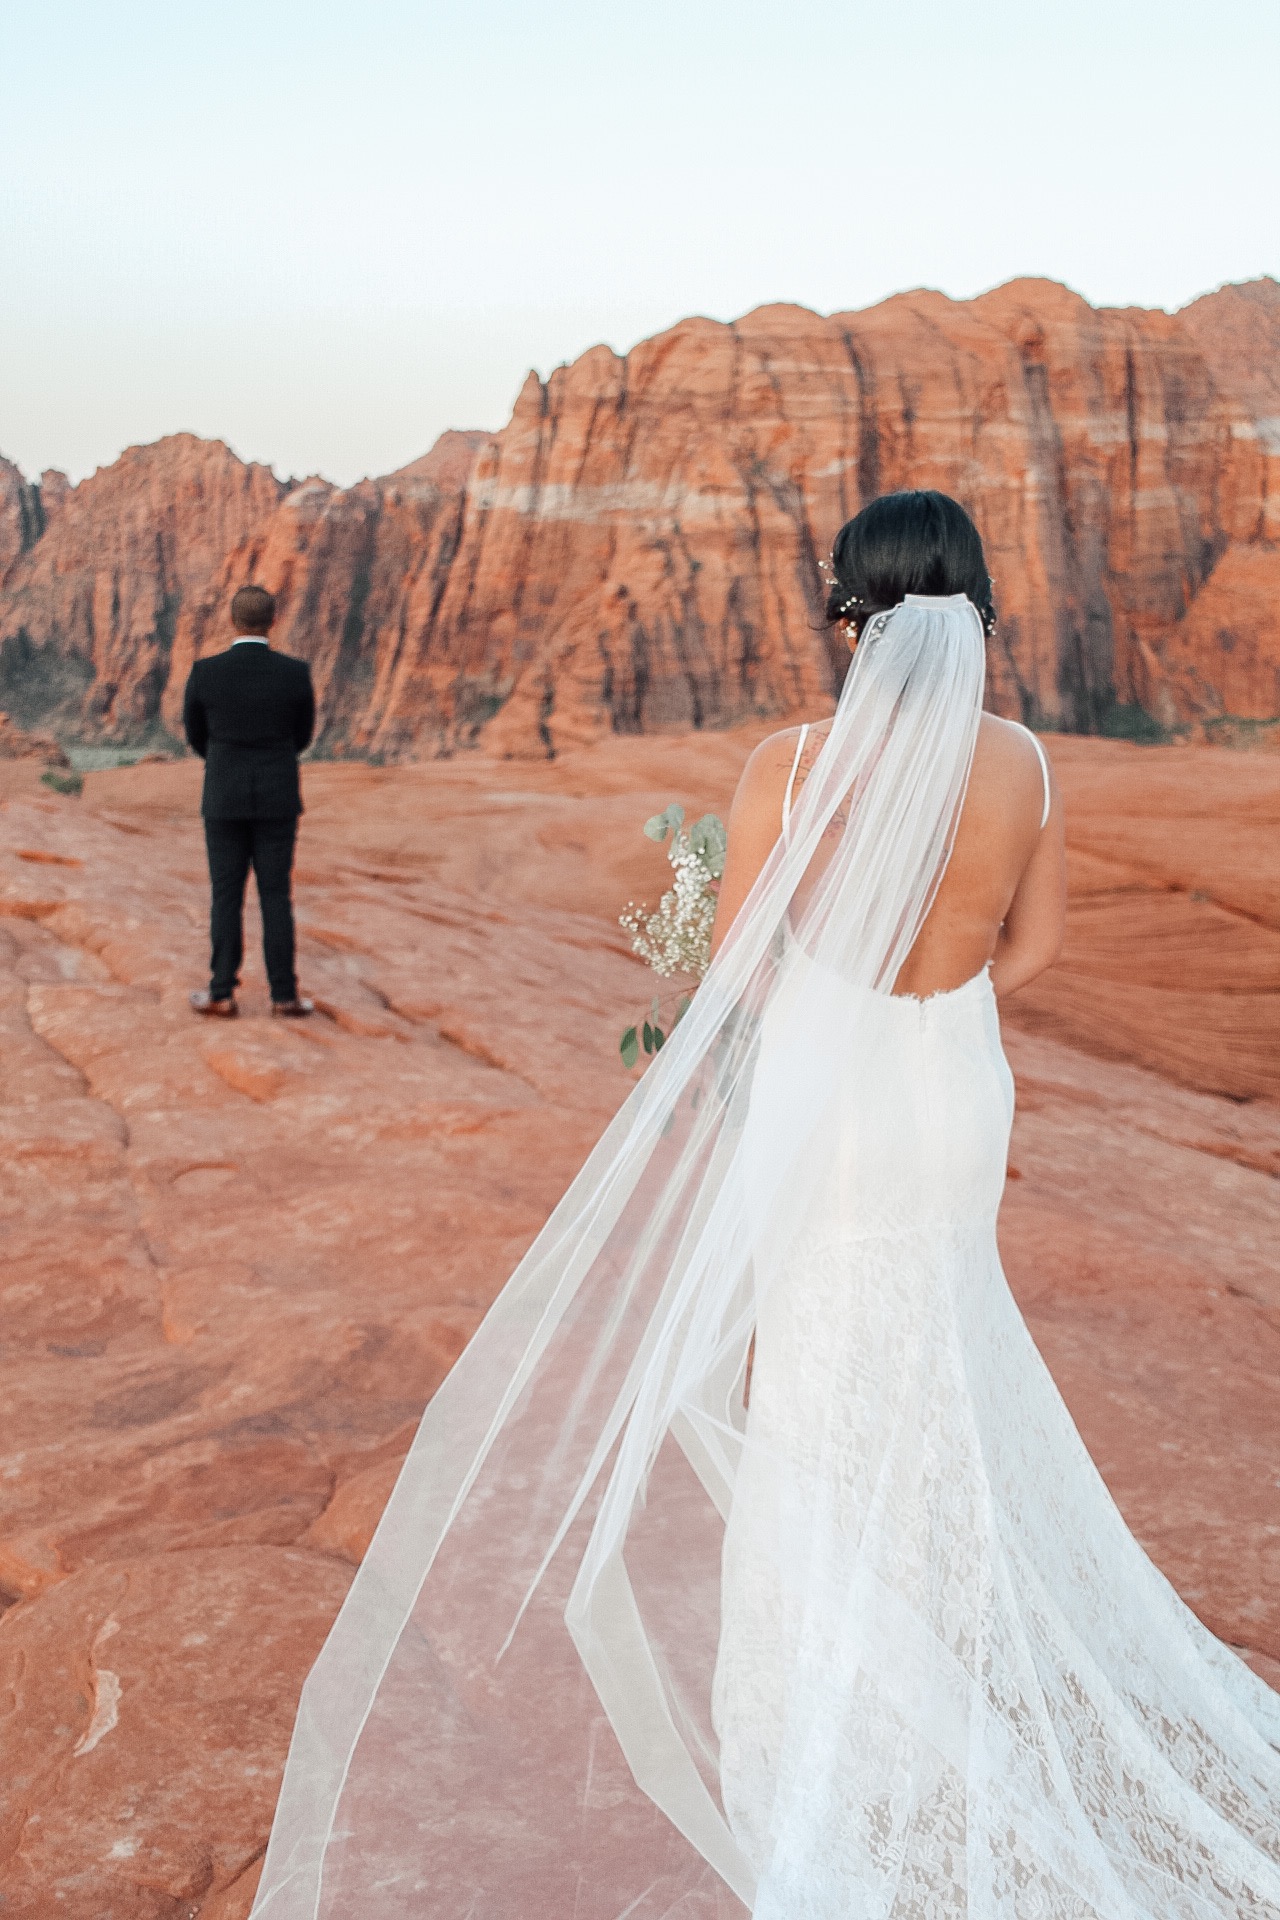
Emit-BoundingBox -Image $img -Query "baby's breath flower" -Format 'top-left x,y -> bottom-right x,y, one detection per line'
620,808 -> 724,982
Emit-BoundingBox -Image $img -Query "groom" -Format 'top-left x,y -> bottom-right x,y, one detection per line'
183,585 -> 316,1018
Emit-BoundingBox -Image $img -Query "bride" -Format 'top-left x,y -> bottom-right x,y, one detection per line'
252,492 -> 1280,1918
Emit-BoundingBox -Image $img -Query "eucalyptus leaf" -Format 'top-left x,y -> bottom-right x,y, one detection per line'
653,1026 -> 666,1050
688,812 -> 728,879
643,1021 -> 654,1054
620,1026 -> 638,1069
643,803 -> 685,844
674,995 -> 691,1025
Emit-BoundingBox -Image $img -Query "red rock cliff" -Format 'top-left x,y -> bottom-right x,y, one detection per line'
392,279 -> 1277,756
0,435 -> 284,739
162,435 -> 487,757
1,282 -> 1277,755
0,456 -> 50,581
1151,278 -> 1280,727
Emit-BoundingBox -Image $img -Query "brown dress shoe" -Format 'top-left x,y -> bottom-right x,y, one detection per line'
190,990 -> 238,1018
270,996 -> 314,1018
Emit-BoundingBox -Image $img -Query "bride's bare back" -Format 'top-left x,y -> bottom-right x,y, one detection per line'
711,711 -> 1066,997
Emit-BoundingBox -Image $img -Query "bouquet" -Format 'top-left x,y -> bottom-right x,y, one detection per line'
619,803 -> 726,1068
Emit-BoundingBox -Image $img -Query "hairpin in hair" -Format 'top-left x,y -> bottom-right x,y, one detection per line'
819,555 -> 864,623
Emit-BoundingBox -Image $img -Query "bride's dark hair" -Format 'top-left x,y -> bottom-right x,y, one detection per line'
826,490 -> 996,637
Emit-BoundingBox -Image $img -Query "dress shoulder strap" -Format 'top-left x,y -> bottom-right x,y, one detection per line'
781,723 -> 810,842
1014,723 -> 1052,829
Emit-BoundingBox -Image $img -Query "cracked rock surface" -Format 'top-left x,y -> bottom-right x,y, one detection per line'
0,733 -> 1277,1916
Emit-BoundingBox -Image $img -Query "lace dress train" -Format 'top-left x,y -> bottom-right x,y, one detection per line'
713,959 -> 1280,1917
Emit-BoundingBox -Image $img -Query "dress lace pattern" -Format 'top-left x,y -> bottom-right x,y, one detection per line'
712,968 -> 1280,1917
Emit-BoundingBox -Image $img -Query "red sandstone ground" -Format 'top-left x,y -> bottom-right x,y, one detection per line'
1,734 -> 1278,1917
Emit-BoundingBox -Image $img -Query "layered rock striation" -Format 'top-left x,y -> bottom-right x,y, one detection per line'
2,280 -> 1278,756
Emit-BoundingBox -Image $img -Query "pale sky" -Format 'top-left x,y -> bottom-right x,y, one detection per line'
3,0 -> 1276,488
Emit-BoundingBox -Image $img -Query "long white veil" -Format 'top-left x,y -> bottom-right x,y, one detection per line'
250,593 -> 988,1918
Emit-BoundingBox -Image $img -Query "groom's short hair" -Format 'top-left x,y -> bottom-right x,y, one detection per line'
231,584 -> 276,634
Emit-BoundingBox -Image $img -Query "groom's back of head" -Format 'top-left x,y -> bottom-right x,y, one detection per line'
231,584 -> 276,636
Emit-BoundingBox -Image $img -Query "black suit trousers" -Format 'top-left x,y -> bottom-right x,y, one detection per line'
204,818 -> 299,1003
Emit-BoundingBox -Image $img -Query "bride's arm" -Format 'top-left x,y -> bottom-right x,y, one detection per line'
990,773 -> 1067,996
708,735 -> 796,962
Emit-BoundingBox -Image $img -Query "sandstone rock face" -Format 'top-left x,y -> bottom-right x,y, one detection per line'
1154,279 -> 1280,726
0,436 -> 284,741
161,461 -> 481,759
1180,276 -> 1280,455
1008,735 -> 1280,1103
383,427 -> 492,492
417,280 -> 1278,757
0,455 -> 45,581
1152,539 -> 1280,728
0,711 -> 70,765
0,732 -> 1277,1912
0,1549 -> 351,1917
37,465 -> 72,526
1,282 -> 1277,756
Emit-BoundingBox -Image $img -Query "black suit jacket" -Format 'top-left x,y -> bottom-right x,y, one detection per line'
183,643 -> 316,819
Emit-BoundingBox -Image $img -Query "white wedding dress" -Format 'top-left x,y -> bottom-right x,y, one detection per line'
252,599 -> 1280,1919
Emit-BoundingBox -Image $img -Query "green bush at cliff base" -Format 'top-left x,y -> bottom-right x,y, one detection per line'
1097,701 -> 1169,745
1199,715 -> 1280,750
40,769 -> 83,796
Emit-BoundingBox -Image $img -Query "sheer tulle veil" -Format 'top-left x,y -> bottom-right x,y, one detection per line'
250,594 -> 989,1918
